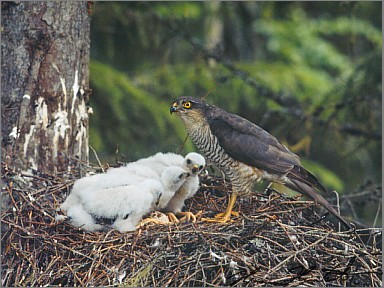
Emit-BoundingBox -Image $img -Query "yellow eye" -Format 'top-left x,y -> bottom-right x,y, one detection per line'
183,101 -> 191,109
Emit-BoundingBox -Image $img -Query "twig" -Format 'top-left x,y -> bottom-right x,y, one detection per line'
177,135 -> 189,155
89,145 -> 104,173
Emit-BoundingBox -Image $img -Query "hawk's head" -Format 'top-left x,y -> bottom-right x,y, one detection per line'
170,96 -> 207,113
170,96 -> 209,126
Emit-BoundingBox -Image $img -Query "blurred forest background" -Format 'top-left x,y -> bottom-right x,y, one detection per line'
88,2 -> 381,226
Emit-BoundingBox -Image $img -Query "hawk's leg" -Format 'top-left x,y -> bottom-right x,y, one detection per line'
202,193 -> 239,223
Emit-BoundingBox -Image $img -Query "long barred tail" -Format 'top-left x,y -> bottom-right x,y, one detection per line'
285,176 -> 351,229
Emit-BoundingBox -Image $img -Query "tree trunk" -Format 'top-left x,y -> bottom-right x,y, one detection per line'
1,1 -> 91,174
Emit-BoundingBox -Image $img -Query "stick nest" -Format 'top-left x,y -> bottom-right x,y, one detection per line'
1,163 -> 382,287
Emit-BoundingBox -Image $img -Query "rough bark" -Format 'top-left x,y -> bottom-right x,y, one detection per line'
1,1 -> 91,174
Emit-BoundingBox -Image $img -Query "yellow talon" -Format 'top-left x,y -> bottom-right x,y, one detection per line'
136,218 -> 168,229
202,194 -> 239,223
136,212 -> 171,228
168,210 -> 203,223
214,211 -> 240,218
179,211 -> 197,222
166,212 -> 180,224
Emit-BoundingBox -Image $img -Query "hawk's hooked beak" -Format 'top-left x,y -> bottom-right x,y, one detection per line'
170,102 -> 178,114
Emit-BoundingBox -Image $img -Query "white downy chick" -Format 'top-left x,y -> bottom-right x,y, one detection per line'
105,163 -> 160,183
58,153 -> 200,232
62,178 -> 163,233
156,166 -> 191,209
161,153 -> 206,219
70,163 -> 159,198
59,192 -> 106,231
59,166 -> 188,233
134,152 -> 185,176
63,200 -> 106,232
129,152 -> 206,221
131,151 -> 205,201
136,166 -> 190,228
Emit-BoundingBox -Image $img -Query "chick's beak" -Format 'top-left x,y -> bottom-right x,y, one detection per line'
192,165 -> 199,174
155,192 -> 162,206
170,102 -> 178,114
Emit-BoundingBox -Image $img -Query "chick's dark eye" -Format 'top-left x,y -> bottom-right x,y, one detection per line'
183,101 -> 191,109
186,159 -> 192,164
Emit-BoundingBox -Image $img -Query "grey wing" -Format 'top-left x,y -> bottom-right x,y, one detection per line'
207,109 -> 300,176
287,165 -> 327,194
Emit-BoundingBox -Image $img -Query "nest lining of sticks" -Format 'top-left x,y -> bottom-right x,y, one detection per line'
1,163 -> 382,287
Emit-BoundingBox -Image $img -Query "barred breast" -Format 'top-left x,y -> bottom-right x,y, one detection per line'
187,123 -> 262,196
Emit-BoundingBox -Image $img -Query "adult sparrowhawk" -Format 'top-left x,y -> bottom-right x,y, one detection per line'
170,96 -> 351,229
